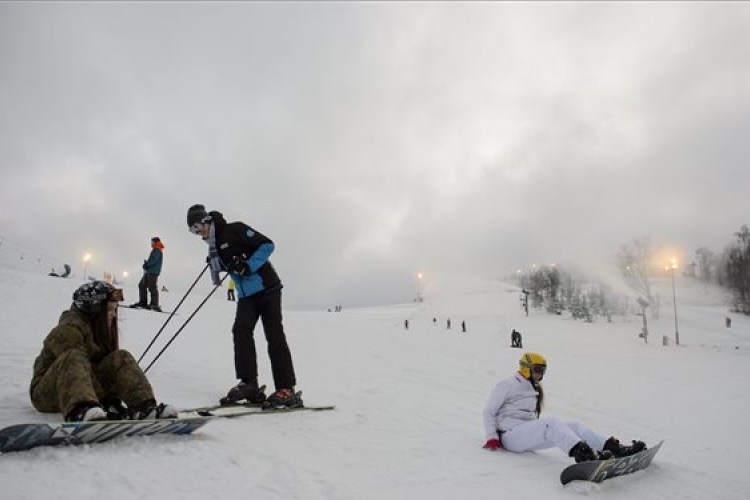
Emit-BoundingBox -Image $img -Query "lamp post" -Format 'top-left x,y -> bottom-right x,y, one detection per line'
416,272 -> 423,302
83,253 -> 92,280
667,258 -> 680,346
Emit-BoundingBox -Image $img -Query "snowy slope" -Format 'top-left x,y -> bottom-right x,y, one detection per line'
1,267 -> 748,500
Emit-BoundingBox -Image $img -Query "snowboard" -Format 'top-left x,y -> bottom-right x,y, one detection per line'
560,440 -> 663,485
0,416 -> 210,453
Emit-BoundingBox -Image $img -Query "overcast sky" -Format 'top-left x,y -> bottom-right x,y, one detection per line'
2,2 -> 749,309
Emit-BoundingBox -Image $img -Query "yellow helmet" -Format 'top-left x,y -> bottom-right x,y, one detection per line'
519,352 -> 547,379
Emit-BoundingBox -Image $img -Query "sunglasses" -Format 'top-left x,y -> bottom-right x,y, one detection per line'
189,222 -> 204,235
531,364 -> 546,374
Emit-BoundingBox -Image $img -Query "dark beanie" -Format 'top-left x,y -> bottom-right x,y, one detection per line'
187,204 -> 209,227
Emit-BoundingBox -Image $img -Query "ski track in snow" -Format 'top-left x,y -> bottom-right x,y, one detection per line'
1,267 -> 749,499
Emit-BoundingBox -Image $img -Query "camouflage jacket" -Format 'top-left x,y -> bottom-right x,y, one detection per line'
30,307 -> 111,391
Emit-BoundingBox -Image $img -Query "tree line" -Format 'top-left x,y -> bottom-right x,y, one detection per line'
516,224 -> 750,319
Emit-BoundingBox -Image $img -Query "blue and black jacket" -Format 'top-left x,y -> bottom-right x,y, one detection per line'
209,211 -> 281,299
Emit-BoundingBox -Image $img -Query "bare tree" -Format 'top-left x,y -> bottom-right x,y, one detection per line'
617,236 -> 657,318
695,247 -> 715,282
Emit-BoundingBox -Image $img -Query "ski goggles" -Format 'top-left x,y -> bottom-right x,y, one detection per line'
531,364 -> 547,375
189,222 -> 204,235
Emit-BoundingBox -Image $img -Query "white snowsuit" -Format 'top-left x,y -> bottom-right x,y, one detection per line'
483,373 -> 607,455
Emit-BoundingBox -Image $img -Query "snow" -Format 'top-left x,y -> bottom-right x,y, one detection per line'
1,267 -> 748,499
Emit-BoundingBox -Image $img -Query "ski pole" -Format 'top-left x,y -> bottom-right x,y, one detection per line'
142,273 -> 228,374
137,264 -> 209,364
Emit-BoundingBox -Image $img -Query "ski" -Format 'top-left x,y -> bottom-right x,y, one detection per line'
121,305 -> 175,315
182,404 -> 335,419
183,388 -> 333,415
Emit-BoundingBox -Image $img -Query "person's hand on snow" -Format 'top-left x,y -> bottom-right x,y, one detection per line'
483,438 -> 501,451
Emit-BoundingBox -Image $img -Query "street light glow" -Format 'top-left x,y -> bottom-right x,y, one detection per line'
82,252 -> 92,281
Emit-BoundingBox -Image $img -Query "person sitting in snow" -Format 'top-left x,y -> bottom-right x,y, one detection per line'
482,352 -> 646,462
30,281 -> 177,422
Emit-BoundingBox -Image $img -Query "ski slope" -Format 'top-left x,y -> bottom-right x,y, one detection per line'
0,267 -> 748,499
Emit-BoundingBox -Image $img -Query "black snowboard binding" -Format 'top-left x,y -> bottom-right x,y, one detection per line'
569,441 -> 614,463
603,437 -> 647,458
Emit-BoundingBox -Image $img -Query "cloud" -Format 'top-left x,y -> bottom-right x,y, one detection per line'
2,2 -> 750,309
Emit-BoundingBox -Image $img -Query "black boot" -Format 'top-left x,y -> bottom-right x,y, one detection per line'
569,441 -> 614,462
569,441 -> 597,463
220,382 -> 267,405
603,437 -> 647,458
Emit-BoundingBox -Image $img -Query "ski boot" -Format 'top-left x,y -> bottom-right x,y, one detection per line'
220,382 -> 267,406
262,388 -> 304,409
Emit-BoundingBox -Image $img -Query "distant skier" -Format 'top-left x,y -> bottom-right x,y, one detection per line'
511,329 -> 523,348
482,352 -> 646,462
130,236 -> 164,312
447,318 -> 451,329
29,281 -> 177,421
187,204 -> 301,409
461,321 -> 466,332
404,319 -> 409,330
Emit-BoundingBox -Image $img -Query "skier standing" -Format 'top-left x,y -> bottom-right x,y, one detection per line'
131,236 -> 164,311
186,204 -> 301,408
482,352 -> 646,462
30,281 -> 177,421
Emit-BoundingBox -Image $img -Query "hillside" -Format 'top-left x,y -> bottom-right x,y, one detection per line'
0,267 -> 748,499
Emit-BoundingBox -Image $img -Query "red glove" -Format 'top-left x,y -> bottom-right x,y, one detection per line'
483,438 -> 501,451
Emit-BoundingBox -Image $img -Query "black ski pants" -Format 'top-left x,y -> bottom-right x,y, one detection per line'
138,273 -> 159,307
232,287 -> 296,391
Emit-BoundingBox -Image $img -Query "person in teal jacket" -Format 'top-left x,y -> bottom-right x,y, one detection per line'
131,237 -> 164,311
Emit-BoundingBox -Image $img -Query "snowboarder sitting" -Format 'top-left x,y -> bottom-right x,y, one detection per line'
30,281 -> 178,422
482,352 -> 646,463
511,329 -> 523,348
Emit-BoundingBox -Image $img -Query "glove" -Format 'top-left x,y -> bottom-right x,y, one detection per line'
483,438 -> 501,451
142,260 -> 148,270
229,255 -> 250,276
